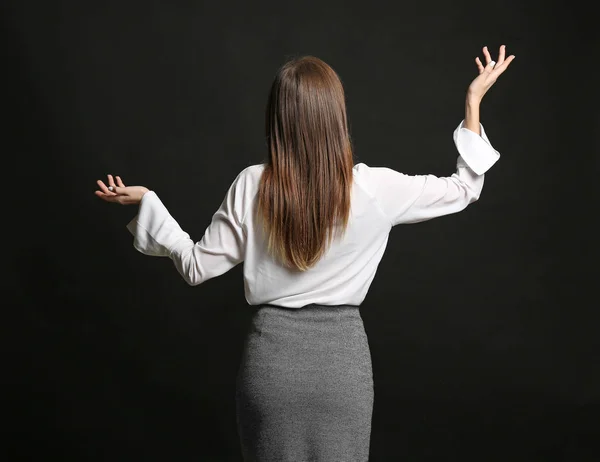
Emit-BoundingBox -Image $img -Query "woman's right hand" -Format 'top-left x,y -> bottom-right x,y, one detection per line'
467,45 -> 515,103
95,174 -> 149,206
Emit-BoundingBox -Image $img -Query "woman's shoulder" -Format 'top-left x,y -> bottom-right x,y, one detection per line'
353,162 -> 394,184
240,163 -> 267,177
233,163 -> 266,182
353,162 -> 368,175
352,162 -> 375,193
352,162 -> 415,201
233,163 -> 267,197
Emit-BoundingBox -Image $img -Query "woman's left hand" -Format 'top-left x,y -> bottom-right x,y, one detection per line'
467,45 -> 515,103
95,174 -> 149,205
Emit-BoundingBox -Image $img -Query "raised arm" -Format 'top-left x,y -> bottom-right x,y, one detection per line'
362,45 -> 514,227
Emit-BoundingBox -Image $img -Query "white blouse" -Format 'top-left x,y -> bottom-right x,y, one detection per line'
126,120 -> 500,308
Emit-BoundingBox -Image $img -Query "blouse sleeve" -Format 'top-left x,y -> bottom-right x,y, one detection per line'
361,120 -> 501,226
125,170 -> 248,286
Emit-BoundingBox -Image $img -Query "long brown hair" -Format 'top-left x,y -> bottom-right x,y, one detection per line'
256,55 -> 354,272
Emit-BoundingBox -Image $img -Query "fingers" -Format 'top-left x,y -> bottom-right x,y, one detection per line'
492,54 -> 515,75
496,44 -> 506,66
94,189 -> 118,202
479,46 -> 497,74
485,60 -> 496,73
482,46 -> 492,65
475,57 -> 485,74
480,44 -> 515,77
97,179 -> 116,196
95,175 -> 129,204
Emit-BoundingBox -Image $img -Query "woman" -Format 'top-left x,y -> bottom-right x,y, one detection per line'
95,45 -> 514,461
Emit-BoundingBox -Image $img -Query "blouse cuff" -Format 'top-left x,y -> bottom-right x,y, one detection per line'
125,190 -> 174,257
453,120 -> 501,175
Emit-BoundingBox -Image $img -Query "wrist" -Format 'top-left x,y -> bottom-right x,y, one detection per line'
465,92 -> 482,106
138,187 -> 150,203
464,96 -> 481,135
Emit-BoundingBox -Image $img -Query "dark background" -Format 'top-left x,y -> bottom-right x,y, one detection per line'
3,0 -> 597,460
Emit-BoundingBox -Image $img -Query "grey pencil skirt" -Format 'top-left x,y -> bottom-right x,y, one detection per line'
235,303 -> 374,462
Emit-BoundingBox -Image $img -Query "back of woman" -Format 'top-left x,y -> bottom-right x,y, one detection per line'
96,45 -> 514,462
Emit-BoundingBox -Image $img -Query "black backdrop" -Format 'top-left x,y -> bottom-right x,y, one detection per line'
3,0 -> 597,460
